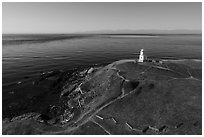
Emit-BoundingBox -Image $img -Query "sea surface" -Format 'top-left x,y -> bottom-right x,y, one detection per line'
2,34 -> 202,118
3,34 -> 202,91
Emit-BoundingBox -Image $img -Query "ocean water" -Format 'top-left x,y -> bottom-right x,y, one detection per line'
2,34 -> 202,92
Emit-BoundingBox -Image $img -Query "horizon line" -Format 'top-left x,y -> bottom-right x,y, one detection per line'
2,29 -> 202,35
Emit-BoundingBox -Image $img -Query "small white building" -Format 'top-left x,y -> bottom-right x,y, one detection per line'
138,49 -> 144,62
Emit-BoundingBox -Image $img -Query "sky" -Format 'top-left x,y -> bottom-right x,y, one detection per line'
2,2 -> 202,34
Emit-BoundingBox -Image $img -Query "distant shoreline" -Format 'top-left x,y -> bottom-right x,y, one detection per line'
2,33 -> 201,46
2,33 -> 202,36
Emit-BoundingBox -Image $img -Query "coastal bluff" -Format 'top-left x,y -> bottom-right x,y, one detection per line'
3,59 -> 202,135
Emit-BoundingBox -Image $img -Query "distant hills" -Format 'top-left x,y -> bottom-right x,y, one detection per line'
78,29 -> 202,35
3,29 -> 201,35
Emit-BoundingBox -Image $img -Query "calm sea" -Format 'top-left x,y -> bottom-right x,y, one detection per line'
2,34 -> 202,93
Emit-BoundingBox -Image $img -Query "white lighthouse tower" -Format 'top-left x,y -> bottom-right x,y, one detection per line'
138,49 -> 144,62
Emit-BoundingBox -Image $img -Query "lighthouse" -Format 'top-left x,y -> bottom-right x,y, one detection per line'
138,49 -> 144,62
